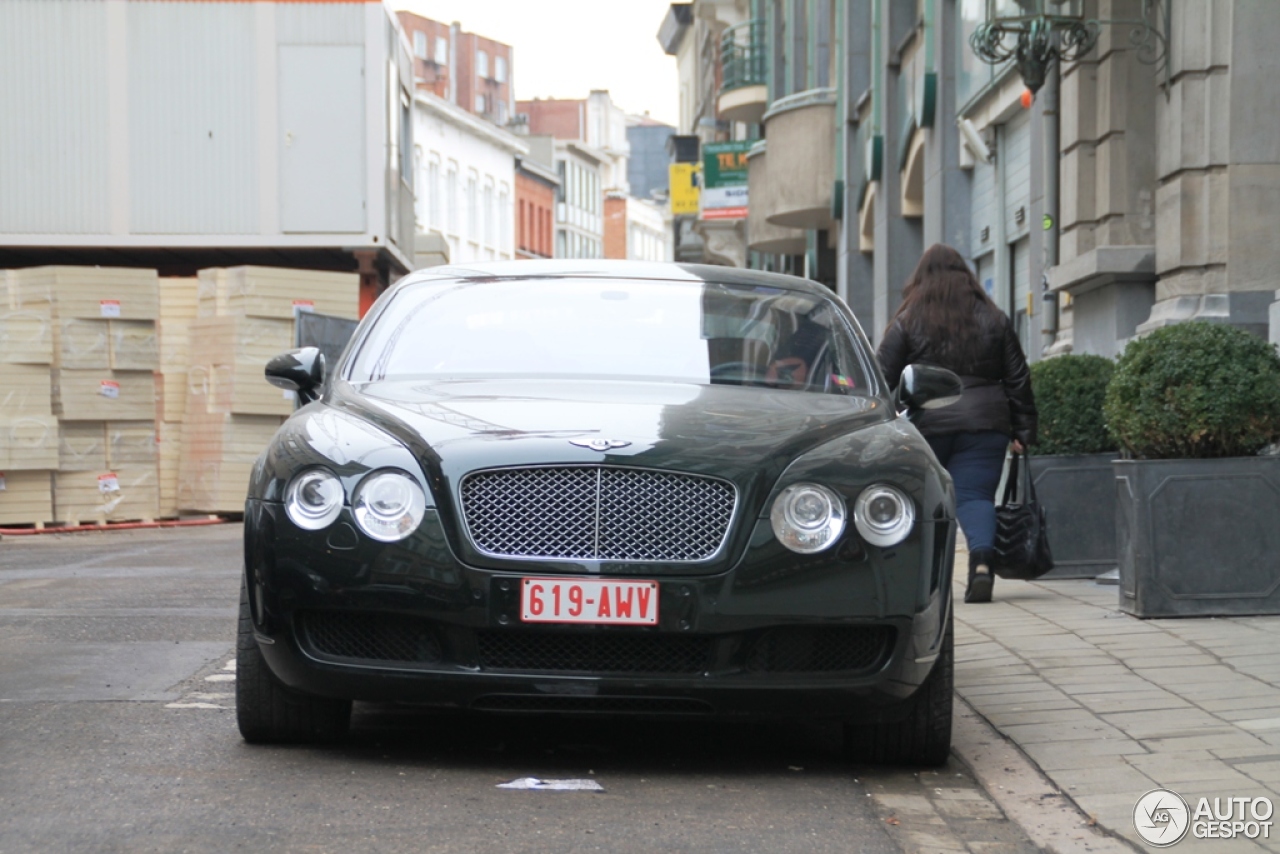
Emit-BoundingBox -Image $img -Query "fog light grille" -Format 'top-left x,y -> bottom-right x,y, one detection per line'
476,631 -> 710,674
746,626 -> 893,673
472,695 -> 713,715
298,611 -> 442,664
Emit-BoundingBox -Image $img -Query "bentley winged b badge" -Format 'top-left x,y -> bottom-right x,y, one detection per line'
569,438 -> 632,452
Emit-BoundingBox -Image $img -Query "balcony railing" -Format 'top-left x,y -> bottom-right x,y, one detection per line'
720,19 -> 766,93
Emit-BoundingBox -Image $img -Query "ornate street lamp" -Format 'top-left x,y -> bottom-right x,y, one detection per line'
970,0 -> 1168,95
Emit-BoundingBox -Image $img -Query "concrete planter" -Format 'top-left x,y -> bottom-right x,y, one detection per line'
1114,456 -> 1280,617
1029,453 -> 1118,579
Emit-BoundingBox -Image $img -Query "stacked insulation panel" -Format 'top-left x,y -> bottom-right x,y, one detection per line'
4,267 -> 160,525
0,270 -> 57,524
156,279 -> 198,518
178,267 -> 358,514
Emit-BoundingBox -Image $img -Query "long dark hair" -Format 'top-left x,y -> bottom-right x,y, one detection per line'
888,243 -> 1003,369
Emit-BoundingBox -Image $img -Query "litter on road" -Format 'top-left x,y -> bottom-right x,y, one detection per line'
497,778 -> 605,792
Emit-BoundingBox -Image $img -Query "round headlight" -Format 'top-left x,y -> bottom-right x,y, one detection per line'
853,485 -> 915,547
285,469 -> 344,530
770,483 -> 846,554
353,471 -> 427,542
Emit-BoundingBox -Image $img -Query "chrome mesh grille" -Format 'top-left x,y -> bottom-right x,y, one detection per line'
461,466 -> 736,562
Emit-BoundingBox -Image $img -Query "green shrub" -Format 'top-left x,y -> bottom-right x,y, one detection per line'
1103,321 -> 1280,459
1030,354 -> 1116,455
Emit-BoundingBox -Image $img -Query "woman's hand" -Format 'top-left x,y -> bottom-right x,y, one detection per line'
1011,439 -> 1025,454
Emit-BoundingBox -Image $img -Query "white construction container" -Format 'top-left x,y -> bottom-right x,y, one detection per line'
0,0 -> 415,307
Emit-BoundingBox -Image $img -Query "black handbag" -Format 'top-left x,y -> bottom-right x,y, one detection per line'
991,451 -> 1054,580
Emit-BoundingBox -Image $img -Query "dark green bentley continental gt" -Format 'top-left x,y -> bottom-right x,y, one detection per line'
239,260 -> 962,765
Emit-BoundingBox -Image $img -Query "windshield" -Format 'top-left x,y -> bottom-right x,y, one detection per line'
346,277 -> 872,396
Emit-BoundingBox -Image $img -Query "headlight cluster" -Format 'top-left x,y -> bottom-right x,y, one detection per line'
770,483 -> 846,553
852,485 -> 915,547
770,481 -> 915,553
285,468 -> 427,542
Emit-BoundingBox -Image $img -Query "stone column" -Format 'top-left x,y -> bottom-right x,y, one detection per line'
1142,0 -> 1280,338
1047,0 -> 1159,355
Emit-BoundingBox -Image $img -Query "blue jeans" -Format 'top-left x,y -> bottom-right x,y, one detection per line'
926,431 -> 1010,553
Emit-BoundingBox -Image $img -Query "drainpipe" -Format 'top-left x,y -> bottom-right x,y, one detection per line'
1041,62 -> 1060,354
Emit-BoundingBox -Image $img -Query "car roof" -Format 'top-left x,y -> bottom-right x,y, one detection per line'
394,259 -> 835,299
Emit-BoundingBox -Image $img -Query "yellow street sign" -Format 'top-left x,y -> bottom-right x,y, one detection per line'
669,163 -> 701,216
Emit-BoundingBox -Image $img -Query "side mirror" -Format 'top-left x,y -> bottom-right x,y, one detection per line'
265,347 -> 326,404
896,364 -> 962,411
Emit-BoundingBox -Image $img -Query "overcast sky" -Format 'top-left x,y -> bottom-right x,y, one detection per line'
393,0 -> 680,126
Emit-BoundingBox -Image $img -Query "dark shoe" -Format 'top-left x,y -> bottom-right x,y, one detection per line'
965,549 -> 994,603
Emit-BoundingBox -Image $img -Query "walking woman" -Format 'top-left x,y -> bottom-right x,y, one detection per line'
878,244 -> 1038,603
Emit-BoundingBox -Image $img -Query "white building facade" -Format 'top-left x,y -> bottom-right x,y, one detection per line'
584,90 -> 632,195
626,197 -> 673,262
554,141 -> 605,260
413,92 -> 524,264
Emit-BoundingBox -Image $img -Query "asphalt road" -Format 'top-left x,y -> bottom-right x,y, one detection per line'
0,525 -> 1042,854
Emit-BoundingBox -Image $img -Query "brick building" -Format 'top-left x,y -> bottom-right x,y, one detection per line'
397,12 -> 514,126
516,151 -> 558,260
605,194 -> 671,262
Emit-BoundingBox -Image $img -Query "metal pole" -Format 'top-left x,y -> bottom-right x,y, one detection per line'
1040,60 -> 1060,354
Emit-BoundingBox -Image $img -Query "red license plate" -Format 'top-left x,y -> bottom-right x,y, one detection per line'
520,577 -> 659,626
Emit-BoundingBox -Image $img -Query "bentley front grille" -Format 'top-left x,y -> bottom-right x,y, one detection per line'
460,466 -> 736,562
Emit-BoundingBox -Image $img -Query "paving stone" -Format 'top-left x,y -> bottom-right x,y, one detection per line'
998,722 -> 1130,745
1238,717 -> 1280,732
1202,697 -> 1280,714
1101,709 -> 1236,739
959,680 -> 1055,698
1235,762 -> 1280,785
1022,740 -> 1148,771
972,699 -> 1085,715
1212,749 -> 1280,763
1072,693 -> 1193,713
1050,765 -> 1159,796
984,708 -> 1101,728
1140,733 -> 1270,752
874,794 -> 936,814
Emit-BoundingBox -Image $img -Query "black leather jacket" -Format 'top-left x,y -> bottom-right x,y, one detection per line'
877,307 -> 1038,445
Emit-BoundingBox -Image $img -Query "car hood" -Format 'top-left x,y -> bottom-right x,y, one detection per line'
331,377 -> 891,484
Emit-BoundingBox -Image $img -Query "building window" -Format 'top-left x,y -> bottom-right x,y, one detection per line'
413,31 -> 427,60
475,94 -> 486,113
428,157 -> 441,229
556,230 -> 566,258
483,181 -> 494,246
518,199 -> 526,250
499,187 -> 510,250
446,164 -> 458,233
477,49 -> 489,79
434,36 -> 448,65
495,55 -> 507,83
467,173 -> 478,239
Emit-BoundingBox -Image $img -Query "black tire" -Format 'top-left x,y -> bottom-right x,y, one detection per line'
236,576 -> 351,744
844,617 -> 953,767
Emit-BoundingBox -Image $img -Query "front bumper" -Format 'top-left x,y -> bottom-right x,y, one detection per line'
245,500 -> 954,720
